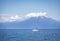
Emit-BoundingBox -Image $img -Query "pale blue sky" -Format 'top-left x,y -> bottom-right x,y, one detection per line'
0,0 -> 60,20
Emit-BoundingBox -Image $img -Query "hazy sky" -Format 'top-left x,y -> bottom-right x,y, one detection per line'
0,0 -> 60,21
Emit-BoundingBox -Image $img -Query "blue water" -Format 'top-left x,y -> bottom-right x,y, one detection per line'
0,29 -> 60,41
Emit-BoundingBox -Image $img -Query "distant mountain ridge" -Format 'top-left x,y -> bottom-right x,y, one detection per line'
0,16 -> 60,29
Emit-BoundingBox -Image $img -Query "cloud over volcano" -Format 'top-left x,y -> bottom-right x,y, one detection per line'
0,12 -> 59,23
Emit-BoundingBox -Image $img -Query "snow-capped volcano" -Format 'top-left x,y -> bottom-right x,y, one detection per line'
0,12 -> 60,29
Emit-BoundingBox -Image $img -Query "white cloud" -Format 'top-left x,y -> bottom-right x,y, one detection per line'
0,14 -> 22,22
0,12 -> 59,23
26,12 -> 47,17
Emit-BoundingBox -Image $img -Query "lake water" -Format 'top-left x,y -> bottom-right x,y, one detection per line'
0,29 -> 60,41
